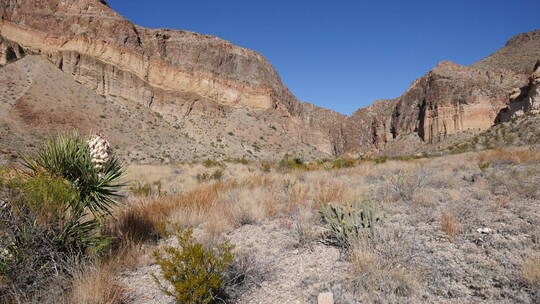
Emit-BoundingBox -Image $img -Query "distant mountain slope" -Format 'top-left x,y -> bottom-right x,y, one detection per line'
0,0 -> 539,162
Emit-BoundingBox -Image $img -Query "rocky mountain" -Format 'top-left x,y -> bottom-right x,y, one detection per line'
0,0 -> 539,163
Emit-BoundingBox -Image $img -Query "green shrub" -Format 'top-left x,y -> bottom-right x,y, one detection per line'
211,169 -> 223,180
130,181 -> 153,197
279,156 -> 306,170
202,159 -> 223,168
0,172 -> 104,302
320,200 -> 382,249
332,158 -> 356,169
197,170 -> 223,183
153,227 -> 234,304
130,180 -> 163,197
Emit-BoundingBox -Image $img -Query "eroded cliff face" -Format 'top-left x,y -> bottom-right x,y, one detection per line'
497,63 -> 540,120
0,0 -> 293,111
1,0 -> 539,159
340,49 -> 538,155
0,0 -> 340,159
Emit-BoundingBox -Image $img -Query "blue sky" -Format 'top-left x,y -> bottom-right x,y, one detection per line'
108,0 -> 540,115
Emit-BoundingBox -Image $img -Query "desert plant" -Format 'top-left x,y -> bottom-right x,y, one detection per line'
387,169 -> 426,202
153,227 -> 234,304
0,177 -> 88,302
202,159 -> 223,168
21,132 -> 124,218
441,212 -> 460,240
521,253 -> 540,288
279,156 -> 307,170
0,133 -> 125,301
320,200 -> 382,249
331,158 -> 356,169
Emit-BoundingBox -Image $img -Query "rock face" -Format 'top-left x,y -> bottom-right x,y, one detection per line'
338,37 -> 539,154
0,0 -> 292,110
497,62 -> 540,120
0,0 -> 539,160
0,0 -> 343,161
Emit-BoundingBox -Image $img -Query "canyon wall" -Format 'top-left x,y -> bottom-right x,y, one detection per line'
1,0 -> 539,158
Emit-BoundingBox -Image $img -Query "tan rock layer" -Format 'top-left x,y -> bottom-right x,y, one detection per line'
0,20 -> 276,110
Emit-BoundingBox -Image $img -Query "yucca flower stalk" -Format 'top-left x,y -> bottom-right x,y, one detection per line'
87,133 -> 111,172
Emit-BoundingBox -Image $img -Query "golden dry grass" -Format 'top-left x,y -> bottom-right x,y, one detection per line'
70,262 -> 127,304
521,253 -> 540,288
350,243 -> 419,297
441,212 -> 460,240
478,148 -> 540,165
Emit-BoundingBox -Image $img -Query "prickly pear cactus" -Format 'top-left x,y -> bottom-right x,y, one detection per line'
320,200 -> 381,248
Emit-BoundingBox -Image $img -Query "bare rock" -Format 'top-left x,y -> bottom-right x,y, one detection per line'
317,292 -> 334,304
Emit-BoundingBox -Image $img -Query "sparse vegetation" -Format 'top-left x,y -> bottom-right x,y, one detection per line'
1,142 -> 539,303
441,211 -> 460,240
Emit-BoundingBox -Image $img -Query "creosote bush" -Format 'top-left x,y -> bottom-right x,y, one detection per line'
153,226 -> 234,304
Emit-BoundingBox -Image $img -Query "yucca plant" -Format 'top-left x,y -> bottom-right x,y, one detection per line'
21,132 -> 124,218
1,132 -> 125,301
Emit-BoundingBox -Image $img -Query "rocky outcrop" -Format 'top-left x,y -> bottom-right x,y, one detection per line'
0,3 -> 287,110
473,30 -> 540,74
497,62 -> 540,120
1,0 -> 539,158
338,60 -> 530,154
0,0 -> 340,157
0,36 -> 25,65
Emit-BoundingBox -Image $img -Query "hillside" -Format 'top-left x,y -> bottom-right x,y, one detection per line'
1,0 -> 539,163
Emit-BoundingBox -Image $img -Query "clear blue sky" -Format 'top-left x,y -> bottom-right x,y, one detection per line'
108,0 -> 539,115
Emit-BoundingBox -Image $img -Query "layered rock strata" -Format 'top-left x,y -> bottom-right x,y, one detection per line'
1,0 -> 539,158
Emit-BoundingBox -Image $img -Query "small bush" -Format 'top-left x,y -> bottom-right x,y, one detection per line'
259,161 -> 272,172
279,156 -> 307,170
70,261 -> 127,304
0,133 -> 125,301
387,169 -> 426,203
130,181 -> 152,197
130,180 -> 163,197
331,158 -> 356,169
153,227 -> 234,304
202,159 -> 223,168
196,170 -> 224,183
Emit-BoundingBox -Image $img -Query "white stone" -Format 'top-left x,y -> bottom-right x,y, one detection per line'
318,292 -> 334,304
477,227 -> 492,234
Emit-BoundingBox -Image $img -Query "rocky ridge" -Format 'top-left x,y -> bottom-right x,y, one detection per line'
1,0 -> 539,161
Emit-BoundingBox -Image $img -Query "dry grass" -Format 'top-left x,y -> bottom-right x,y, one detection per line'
67,149 -> 539,302
521,253 -> 540,288
350,243 -> 418,298
314,179 -> 346,204
70,262 -> 127,304
478,148 -> 540,165
441,212 -> 460,240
